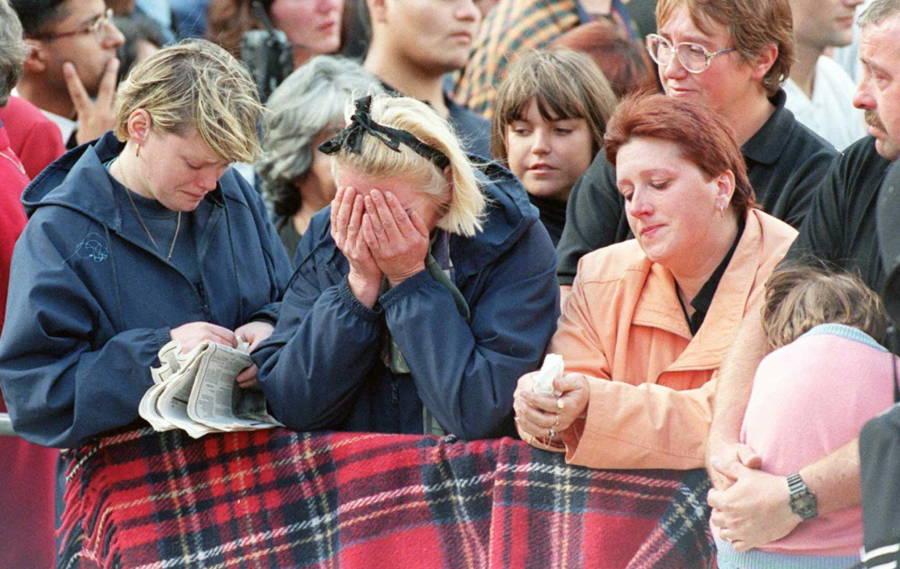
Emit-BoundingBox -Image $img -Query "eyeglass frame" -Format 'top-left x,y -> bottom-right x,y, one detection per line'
29,8 -> 114,42
645,33 -> 737,74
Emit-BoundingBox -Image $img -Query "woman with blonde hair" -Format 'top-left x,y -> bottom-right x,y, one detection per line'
254,93 -> 559,440
0,40 -> 291,449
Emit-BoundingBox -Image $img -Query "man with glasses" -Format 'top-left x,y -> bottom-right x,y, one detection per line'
12,0 -> 124,148
555,0 -> 836,299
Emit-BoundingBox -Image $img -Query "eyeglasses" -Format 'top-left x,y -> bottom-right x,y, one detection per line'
31,8 -> 115,42
645,33 -> 736,74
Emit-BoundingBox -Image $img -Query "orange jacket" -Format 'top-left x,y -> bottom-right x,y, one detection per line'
525,209 -> 797,470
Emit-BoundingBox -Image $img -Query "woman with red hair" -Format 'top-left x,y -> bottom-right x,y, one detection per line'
513,93 -> 796,471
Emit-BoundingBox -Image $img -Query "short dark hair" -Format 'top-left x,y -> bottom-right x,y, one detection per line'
9,0 -> 69,37
604,93 -> 756,212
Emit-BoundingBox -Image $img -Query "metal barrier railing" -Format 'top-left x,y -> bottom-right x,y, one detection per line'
0,412 -> 16,437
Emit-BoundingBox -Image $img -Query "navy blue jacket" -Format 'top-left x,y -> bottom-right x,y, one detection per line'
0,133 -> 292,448
253,164 -> 559,440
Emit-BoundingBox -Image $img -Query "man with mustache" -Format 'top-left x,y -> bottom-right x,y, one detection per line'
706,0 -> 900,560
361,0 -> 491,159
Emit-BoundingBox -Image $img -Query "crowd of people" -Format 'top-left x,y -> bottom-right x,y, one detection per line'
1,0 -> 900,567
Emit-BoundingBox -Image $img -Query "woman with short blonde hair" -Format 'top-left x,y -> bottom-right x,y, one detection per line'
0,40 -> 292,449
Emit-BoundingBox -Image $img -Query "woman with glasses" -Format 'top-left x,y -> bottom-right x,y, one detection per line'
555,0 -> 837,299
513,93 -> 797,471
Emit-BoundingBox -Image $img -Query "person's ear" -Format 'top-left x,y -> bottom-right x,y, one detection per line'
126,109 -> 153,145
715,170 -> 736,211
367,0 -> 388,23
750,43 -> 778,82
22,39 -> 48,74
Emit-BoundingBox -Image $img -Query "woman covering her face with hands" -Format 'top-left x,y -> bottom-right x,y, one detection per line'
513,94 -> 797,470
253,94 -> 559,440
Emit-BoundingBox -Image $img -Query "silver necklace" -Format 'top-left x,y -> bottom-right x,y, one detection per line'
112,158 -> 182,261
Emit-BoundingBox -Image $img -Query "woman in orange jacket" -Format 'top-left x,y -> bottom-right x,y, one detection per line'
513,93 -> 798,470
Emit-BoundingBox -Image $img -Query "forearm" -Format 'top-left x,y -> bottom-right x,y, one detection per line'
710,307 -> 768,445
255,281 -> 382,430
800,438 -> 861,515
1,327 -> 170,448
566,378 -> 715,470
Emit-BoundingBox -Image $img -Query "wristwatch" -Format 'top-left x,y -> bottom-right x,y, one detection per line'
786,473 -> 818,520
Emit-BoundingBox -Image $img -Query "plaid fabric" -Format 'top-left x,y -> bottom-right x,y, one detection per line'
58,428 -> 714,569
451,0 -> 581,119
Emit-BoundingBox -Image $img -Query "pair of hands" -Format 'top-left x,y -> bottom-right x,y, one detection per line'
512,371 -> 590,444
330,186 -> 430,308
705,440 -> 801,551
62,57 -> 118,145
170,321 -> 274,389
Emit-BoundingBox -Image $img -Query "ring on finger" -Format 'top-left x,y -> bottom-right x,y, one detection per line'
547,427 -> 556,439
553,414 -> 560,428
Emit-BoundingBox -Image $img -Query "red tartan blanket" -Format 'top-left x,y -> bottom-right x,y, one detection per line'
58,428 -> 714,569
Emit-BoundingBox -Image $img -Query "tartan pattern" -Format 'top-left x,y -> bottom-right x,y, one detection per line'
451,0 -> 582,118
58,428 -> 714,569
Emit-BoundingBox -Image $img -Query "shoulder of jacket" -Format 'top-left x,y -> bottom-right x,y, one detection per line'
575,239 -> 647,286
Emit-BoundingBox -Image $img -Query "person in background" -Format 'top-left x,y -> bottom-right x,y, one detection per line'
207,0 -> 343,69
257,55 -> 384,261
551,18 -> 657,99
0,3 -> 58,568
783,0 -> 867,149
711,264 -> 896,567
0,40 -> 291,450
491,49 -> 617,245
0,95 -> 65,180
360,0 -> 491,158
113,13 -> 167,82
513,93 -> 796,471
11,0 -> 125,148
555,0 -> 837,304
253,94 -> 559,439
451,0 -> 640,119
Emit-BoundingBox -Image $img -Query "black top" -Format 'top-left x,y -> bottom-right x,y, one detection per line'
682,219 -> 745,335
556,89 -> 838,284
878,160 -> 900,324
274,215 -> 302,266
528,193 -> 567,247
785,136 -> 893,291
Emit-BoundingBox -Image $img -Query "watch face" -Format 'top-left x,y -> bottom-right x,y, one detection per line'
790,492 -> 817,519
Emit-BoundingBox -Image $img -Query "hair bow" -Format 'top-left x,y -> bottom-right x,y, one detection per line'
319,95 -> 450,170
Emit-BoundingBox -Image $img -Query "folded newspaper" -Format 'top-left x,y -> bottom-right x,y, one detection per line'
139,339 -> 282,438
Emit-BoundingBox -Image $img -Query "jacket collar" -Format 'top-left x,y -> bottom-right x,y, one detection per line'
741,89 -> 796,166
630,208 -> 769,371
448,162 -> 539,280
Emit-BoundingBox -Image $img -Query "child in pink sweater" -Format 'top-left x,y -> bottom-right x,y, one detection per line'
716,264 -> 898,569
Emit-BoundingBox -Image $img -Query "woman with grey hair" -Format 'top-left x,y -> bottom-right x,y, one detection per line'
257,55 -> 383,260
